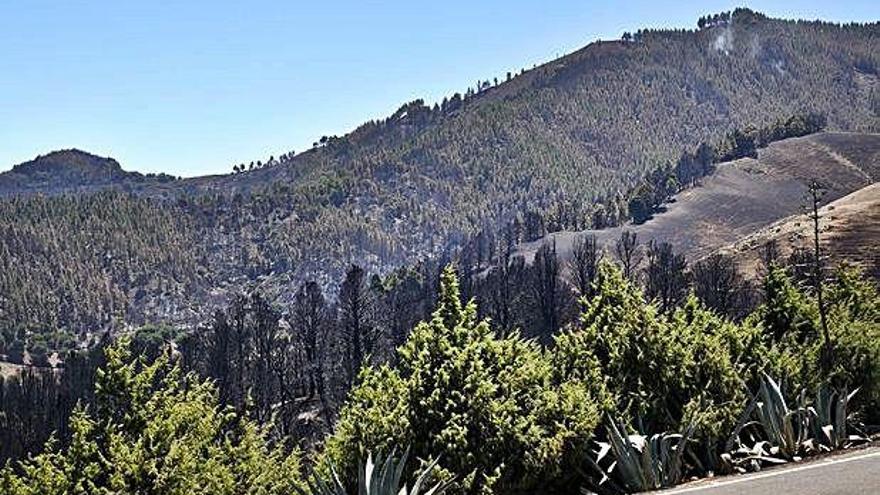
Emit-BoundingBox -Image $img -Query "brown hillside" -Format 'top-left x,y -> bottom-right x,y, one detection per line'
718,182 -> 880,278
516,132 -> 880,274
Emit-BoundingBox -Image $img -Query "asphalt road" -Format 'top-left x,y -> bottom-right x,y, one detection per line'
659,447 -> 880,495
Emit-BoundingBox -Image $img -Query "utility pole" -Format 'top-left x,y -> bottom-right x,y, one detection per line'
807,180 -> 833,373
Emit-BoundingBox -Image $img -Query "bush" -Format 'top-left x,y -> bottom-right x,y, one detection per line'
0,337 -> 303,495
553,262 -> 668,426
322,266 -> 601,495
750,265 -> 880,424
825,266 -> 880,424
747,266 -> 822,393
554,263 -> 750,471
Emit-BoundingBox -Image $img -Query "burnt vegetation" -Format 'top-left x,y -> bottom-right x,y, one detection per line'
0,9 -> 878,359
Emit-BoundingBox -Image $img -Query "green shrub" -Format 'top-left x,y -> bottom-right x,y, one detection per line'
0,337 -> 303,495
828,321 -> 880,424
825,266 -> 880,423
322,266 -> 601,495
554,262 -> 669,425
321,365 -> 410,481
556,263 -> 747,452
746,266 -> 822,394
751,265 -> 880,424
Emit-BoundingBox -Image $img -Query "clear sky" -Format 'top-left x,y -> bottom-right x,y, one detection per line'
1,1 -> 876,177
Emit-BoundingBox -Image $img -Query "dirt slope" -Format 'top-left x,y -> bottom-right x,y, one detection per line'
516,132 -> 880,275
718,183 -> 880,277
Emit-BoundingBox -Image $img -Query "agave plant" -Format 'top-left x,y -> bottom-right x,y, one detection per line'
809,384 -> 865,451
584,416 -> 695,494
753,373 -> 812,460
721,374 -> 808,472
300,447 -> 448,495
721,375 -> 867,473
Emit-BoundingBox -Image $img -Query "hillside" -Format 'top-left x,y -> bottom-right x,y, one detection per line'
1,8 -> 879,353
515,132 -> 880,270
718,181 -> 880,278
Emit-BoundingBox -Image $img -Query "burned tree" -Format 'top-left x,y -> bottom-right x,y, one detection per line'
291,281 -> 326,399
693,253 -> 752,318
644,241 -> 689,312
337,264 -> 379,387
615,230 -> 643,281
479,235 -> 527,337
569,233 -> 601,302
529,241 -> 573,342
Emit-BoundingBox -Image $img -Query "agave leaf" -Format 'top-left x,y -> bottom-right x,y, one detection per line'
303,447 -> 448,495
725,388 -> 760,452
591,416 -> 693,492
390,447 -> 408,494
594,441 -> 611,464
409,455 -> 449,495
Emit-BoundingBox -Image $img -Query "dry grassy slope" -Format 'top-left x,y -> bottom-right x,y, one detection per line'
515,132 -> 880,275
718,183 -> 880,277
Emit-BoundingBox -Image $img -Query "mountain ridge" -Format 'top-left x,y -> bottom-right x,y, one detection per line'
4,10 -> 878,199
1,8 -> 879,354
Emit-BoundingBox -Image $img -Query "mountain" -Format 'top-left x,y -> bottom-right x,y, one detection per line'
1,8 -> 879,353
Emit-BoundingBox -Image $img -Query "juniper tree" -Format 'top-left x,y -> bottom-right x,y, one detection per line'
323,266 -> 601,495
0,338 -> 303,495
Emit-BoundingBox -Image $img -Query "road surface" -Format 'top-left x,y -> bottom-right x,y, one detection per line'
660,447 -> 880,494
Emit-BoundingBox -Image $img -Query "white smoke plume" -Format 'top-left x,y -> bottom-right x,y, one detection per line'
713,27 -> 734,55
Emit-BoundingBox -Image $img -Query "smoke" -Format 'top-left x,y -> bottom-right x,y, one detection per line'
713,27 -> 734,55
772,59 -> 786,75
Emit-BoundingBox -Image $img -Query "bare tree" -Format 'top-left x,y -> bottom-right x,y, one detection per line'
569,234 -> 601,302
529,241 -> 572,342
481,235 -> 526,337
291,281 -> 326,399
644,241 -> 689,312
693,253 -> 752,318
338,265 -> 379,388
207,310 -> 234,406
206,294 -> 286,424
806,180 -> 833,372
615,230 -> 643,281
249,294 -> 283,424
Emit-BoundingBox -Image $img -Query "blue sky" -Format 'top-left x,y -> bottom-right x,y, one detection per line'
1,1 -> 876,177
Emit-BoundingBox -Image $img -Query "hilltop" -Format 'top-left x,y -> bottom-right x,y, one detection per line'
0,150 -> 178,196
